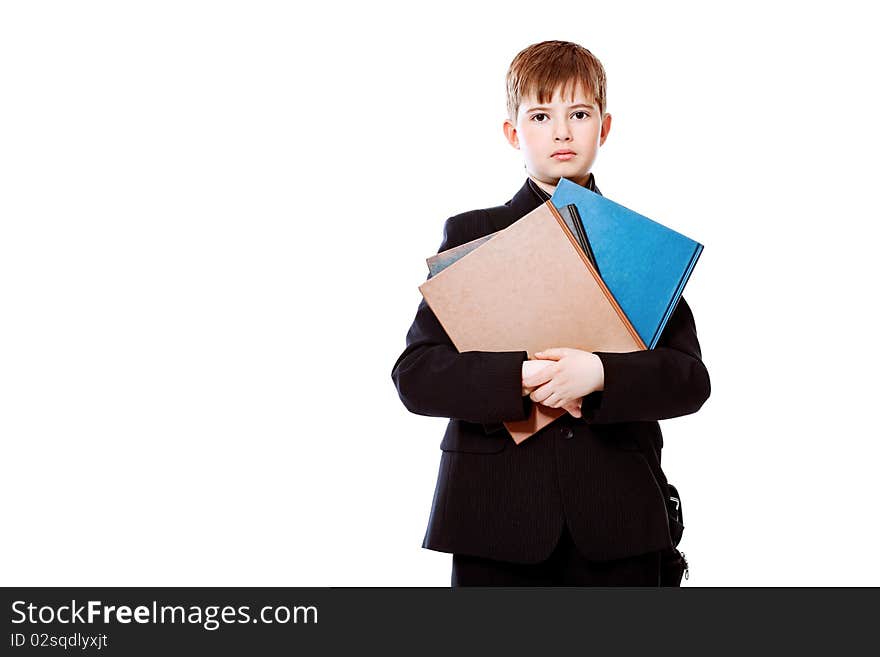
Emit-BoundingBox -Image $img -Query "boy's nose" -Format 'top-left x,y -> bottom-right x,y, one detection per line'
554,124 -> 573,141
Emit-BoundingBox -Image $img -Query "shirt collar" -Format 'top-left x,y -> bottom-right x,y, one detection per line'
527,172 -> 601,202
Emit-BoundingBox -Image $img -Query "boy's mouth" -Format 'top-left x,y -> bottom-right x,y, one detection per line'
551,150 -> 576,161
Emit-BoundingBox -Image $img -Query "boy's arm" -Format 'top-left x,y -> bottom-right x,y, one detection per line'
580,296 -> 711,424
391,215 -> 534,425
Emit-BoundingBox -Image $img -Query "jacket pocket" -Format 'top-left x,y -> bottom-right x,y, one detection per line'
440,420 -> 508,454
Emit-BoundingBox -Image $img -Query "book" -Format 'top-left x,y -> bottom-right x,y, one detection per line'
550,178 -> 704,349
419,200 -> 644,444
426,231 -> 499,278
425,204 -> 597,277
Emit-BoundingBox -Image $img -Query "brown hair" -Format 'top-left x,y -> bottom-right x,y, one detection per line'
505,40 -> 607,123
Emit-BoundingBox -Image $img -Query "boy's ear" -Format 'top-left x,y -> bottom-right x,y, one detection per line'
502,119 -> 519,149
599,113 -> 612,146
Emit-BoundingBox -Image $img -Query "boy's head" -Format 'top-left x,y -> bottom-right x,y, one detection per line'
502,40 -> 612,190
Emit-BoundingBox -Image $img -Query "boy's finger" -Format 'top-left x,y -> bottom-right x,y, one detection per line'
522,368 -> 554,387
534,348 -> 563,360
529,382 -> 555,404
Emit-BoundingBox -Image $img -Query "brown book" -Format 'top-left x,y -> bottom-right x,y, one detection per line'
419,201 -> 645,444
425,204 -> 597,278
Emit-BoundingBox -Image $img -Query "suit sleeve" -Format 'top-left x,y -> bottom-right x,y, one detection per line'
580,295 -> 711,424
391,216 -> 533,425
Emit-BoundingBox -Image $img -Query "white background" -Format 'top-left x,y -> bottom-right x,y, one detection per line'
1,1 -> 878,586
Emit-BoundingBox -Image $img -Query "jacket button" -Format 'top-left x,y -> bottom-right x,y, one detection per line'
562,428 -> 575,440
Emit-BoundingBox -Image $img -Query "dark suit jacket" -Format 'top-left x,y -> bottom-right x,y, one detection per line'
390,176 -> 711,563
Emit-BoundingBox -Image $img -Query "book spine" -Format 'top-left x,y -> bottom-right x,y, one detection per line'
651,243 -> 704,349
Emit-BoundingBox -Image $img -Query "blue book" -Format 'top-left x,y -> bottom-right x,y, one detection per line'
550,178 -> 703,349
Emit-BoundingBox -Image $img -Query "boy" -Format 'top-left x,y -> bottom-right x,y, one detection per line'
390,40 -> 710,586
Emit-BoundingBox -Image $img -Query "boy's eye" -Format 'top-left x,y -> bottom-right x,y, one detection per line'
531,111 -> 591,122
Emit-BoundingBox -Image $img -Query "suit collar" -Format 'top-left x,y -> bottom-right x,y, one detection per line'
502,178 -> 544,226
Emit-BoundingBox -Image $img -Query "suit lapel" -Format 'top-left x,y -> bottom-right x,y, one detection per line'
493,173 -> 603,233
494,179 -> 543,231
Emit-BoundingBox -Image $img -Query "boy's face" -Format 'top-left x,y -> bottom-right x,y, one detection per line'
503,82 -> 611,189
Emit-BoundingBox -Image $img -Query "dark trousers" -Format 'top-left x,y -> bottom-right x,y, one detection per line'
451,524 -> 662,587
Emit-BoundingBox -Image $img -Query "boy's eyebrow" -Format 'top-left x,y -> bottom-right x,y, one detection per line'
525,102 -> 596,112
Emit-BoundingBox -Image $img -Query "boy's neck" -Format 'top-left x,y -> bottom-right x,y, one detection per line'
529,177 -> 557,197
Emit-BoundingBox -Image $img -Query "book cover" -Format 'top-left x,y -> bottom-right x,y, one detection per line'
550,178 -> 704,349
426,204 -> 597,277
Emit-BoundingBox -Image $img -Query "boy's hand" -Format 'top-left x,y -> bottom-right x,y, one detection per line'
523,348 -> 604,412
521,359 -> 551,396
560,398 -> 584,418
521,357 -> 587,418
